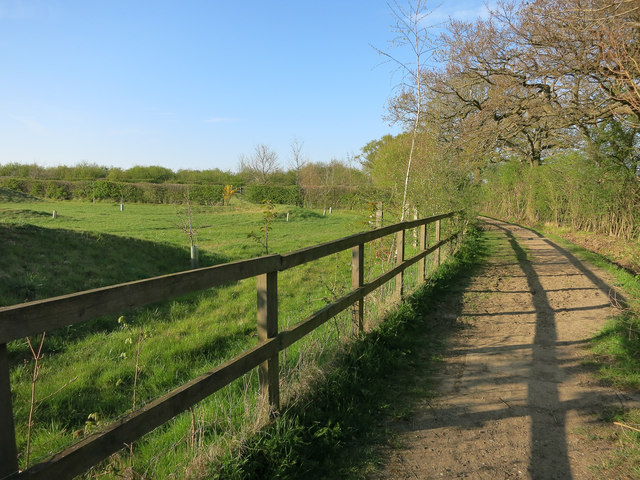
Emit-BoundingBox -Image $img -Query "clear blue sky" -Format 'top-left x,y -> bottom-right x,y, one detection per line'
0,0 -> 492,172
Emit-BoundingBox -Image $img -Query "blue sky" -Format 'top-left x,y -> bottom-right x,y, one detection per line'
0,0 -> 492,172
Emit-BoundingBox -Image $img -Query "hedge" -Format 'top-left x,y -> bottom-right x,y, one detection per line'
246,185 -> 303,206
0,178 -> 224,205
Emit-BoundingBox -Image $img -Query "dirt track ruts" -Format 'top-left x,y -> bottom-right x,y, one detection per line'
376,218 -> 640,480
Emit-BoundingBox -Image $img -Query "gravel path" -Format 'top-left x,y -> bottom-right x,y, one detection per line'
376,218 -> 639,480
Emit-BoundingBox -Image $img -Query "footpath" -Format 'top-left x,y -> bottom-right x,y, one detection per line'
375,218 -> 640,480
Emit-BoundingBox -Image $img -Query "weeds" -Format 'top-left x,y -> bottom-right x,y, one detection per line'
25,333 -> 45,469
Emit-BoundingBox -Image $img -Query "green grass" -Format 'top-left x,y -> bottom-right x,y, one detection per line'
205,226 -> 490,479
1,196 -> 455,476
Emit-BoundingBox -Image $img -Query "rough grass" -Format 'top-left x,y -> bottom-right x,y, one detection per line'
2,198 -> 425,475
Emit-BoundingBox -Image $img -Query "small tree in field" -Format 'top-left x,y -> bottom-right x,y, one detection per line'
175,190 -> 199,268
222,184 -> 238,206
247,200 -> 275,254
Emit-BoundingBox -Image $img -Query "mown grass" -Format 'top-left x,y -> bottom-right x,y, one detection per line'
1,196 -> 454,477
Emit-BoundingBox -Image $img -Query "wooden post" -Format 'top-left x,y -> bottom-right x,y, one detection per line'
52,210 -> 57,219
0,343 -> 18,478
257,271 -> 279,414
418,223 -> 427,284
413,207 -> 418,248
395,229 -> 405,300
352,244 -> 364,333
435,219 -> 441,267
376,202 -> 383,228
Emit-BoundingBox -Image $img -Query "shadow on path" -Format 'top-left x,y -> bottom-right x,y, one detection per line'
495,222 -> 572,479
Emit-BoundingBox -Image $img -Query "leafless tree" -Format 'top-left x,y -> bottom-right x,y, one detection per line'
289,137 -> 307,187
239,144 -> 279,184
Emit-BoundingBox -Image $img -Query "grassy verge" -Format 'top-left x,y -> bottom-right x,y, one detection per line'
204,225 -> 489,479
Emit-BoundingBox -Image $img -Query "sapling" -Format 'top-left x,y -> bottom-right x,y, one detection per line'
222,185 -> 238,206
25,332 -> 46,469
175,190 -> 199,268
247,200 -> 275,255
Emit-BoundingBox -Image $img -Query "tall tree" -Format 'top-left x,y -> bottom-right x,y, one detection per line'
375,0 -> 435,220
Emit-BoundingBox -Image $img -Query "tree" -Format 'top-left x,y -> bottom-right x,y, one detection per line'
518,0 -> 640,120
374,0 -> 435,220
239,144 -> 280,184
222,184 -> 238,206
289,138 -> 306,178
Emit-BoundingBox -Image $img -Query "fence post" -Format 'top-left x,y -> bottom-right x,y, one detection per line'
257,271 -> 279,414
418,222 -> 427,284
352,244 -> 364,333
435,219 -> 441,267
0,343 -> 18,478
413,207 -> 418,248
395,229 -> 405,300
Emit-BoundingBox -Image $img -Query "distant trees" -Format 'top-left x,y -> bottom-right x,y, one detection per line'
239,144 -> 280,184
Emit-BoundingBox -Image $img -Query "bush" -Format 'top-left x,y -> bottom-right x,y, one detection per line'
44,181 -> 72,200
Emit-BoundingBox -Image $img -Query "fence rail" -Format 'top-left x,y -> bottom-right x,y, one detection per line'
0,211 -> 462,479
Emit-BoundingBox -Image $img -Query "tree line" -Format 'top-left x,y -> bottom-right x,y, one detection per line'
0,151 -> 377,209
363,0 -> 639,239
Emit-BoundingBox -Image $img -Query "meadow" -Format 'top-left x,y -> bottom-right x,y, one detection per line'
0,193 -> 436,477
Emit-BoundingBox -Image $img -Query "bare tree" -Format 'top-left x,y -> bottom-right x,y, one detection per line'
374,0 -> 435,221
289,137 -> 307,186
519,0 -> 640,121
239,144 -> 279,184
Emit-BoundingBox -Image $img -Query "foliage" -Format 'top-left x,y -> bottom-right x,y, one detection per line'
222,185 -> 238,206
245,184 -> 302,206
297,160 -> 374,209
361,132 -> 478,219
482,147 -> 640,240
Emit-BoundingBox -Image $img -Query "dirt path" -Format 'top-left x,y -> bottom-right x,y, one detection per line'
376,218 -> 639,480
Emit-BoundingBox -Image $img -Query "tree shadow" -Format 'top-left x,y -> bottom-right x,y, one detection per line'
495,222 -> 572,479
366,219 -> 626,479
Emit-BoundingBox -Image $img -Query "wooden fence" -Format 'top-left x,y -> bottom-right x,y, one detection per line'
0,211 -> 462,479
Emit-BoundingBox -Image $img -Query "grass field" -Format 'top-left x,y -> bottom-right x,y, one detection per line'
1,194 -> 444,477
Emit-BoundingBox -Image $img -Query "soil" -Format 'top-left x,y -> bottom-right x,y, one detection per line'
375,218 -> 640,480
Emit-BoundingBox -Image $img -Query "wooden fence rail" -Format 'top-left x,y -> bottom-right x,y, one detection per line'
0,211 -> 462,479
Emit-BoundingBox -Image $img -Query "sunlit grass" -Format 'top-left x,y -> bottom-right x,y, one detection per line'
3,197 -> 426,475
